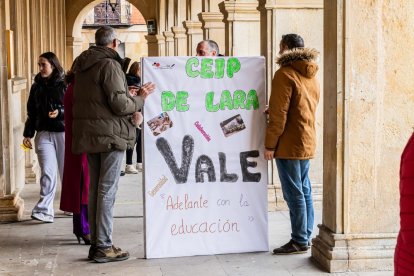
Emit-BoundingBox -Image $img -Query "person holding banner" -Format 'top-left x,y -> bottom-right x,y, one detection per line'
264,34 -> 320,255
196,40 -> 220,56
71,26 -> 155,263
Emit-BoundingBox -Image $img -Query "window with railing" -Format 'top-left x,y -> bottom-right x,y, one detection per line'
83,0 -> 133,28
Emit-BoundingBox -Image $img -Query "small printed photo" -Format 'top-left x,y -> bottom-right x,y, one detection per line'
147,112 -> 173,136
220,114 -> 246,137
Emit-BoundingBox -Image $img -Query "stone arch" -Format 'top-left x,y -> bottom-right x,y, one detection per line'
65,0 -> 156,67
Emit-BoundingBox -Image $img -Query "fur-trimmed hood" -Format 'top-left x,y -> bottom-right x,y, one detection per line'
276,47 -> 319,78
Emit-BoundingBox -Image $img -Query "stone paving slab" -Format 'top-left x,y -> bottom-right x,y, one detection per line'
0,173 -> 392,276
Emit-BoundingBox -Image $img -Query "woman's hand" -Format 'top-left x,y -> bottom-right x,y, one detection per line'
264,149 -> 275,160
48,109 -> 58,118
23,137 -> 33,149
138,82 -> 156,100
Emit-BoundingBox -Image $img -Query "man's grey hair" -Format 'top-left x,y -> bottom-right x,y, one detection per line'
95,26 -> 117,46
198,40 -> 220,55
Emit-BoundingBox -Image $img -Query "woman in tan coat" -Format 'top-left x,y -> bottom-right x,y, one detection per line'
264,34 -> 320,254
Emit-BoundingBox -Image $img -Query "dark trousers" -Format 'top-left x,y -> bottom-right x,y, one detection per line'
126,128 -> 142,164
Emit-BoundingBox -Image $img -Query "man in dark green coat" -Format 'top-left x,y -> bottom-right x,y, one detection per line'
72,26 -> 155,263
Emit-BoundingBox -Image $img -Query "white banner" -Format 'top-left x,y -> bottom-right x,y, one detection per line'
142,56 -> 268,258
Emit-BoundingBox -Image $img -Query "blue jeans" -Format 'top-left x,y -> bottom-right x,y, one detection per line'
276,159 -> 314,246
87,151 -> 124,248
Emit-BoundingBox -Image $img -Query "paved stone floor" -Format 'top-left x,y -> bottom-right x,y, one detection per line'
0,172 -> 392,276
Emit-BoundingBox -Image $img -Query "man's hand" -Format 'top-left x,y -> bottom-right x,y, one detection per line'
128,86 -> 139,96
138,82 -> 156,100
264,104 -> 269,115
264,149 -> 275,160
23,137 -> 33,149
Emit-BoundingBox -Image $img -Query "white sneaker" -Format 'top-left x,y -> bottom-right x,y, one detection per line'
31,212 -> 54,223
136,163 -> 143,172
63,211 -> 73,216
125,164 -> 138,174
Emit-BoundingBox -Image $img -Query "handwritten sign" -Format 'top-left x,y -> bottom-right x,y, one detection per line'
142,56 -> 268,258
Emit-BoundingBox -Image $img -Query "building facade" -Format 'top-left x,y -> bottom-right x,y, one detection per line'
0,0 -> 413,272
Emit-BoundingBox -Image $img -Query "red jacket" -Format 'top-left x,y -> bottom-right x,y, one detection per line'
395,132 -> 414,275
60,82 -> 90,213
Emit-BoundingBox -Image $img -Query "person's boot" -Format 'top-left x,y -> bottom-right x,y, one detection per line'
88,244 -> 97,260
93,245 -> 129,263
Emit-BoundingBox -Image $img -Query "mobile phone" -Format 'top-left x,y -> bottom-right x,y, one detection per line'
128,85 -> 140,89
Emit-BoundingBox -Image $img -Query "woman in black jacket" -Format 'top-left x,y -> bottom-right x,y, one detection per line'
23,52 -> 66,223
124,61 -> 143,174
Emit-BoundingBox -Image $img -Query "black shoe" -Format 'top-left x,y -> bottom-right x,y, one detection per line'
272,239 -> 308,255
76,234 -> 91,245
120,171 -> 125,176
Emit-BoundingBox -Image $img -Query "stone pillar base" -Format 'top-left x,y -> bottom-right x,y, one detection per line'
311,224 -> 396,272
25,158 -> 39,184
0,194 -> 24,222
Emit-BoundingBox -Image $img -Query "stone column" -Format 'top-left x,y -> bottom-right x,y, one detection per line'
24,74 -> 39,185
65,36 -> 83,69
311,0 -> 414,272
0,0 -> 8,199
0,77 -> 26,222
0,0 -> 24,222
184,21 -> 203,56
145,35 -> 165,57
222,0 -> 260,56
172,26 -> 187,56
199,12 -> 225,54
163,31 -> 174,56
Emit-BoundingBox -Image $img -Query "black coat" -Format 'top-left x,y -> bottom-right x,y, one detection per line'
23,73 -> 66,138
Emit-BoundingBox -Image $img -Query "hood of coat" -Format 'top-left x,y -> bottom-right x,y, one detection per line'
74,46 -> 124,73
276,47 -> 319,78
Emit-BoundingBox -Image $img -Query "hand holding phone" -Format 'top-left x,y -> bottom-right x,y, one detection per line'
22,137 -> 33,149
